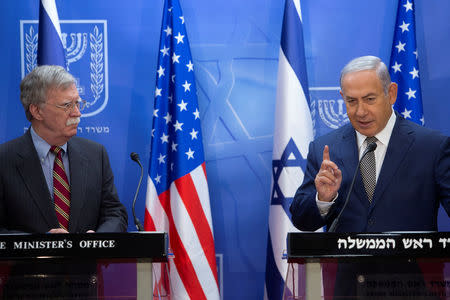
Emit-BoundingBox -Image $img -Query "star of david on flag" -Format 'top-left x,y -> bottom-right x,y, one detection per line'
144,0 -> 220,299
265,0 -> 315,299
389,0 -> 424,125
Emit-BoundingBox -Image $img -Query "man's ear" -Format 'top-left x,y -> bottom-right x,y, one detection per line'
29,103 -> 44,121
388,82 -> 398,105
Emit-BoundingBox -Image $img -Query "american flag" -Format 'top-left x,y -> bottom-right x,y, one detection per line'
265,0 -> 314,299
389,0 -> 424,125
37,0 -> 66,67
144,0 -> 220,299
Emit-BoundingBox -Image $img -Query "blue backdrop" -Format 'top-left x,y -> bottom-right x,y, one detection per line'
0,1 -> 448,299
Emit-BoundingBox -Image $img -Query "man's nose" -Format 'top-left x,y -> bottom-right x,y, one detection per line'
70,104 -> 82,117
355,102 -> 368,116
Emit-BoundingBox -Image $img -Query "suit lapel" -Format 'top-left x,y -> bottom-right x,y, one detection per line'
67,139 -> 88,232
337,125 -> 367,203
16,131 -> 57,228
370,117 -> 414,210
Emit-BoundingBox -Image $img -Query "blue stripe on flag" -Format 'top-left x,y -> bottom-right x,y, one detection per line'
265,231 -> 291,300
280,0 -> 310,103
37,0 -> 66,67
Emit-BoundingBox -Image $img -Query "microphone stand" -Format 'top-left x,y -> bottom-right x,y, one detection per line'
130,152 -> 145,231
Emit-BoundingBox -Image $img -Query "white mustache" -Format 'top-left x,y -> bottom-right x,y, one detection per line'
66,117 -> 80,126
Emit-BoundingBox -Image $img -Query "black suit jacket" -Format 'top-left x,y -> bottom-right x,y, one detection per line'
0,130 -> 128,233
290,115 -> 450,232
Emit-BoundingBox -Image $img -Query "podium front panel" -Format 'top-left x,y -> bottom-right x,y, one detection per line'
284,232 -> 450,300
0,232 -> 168,300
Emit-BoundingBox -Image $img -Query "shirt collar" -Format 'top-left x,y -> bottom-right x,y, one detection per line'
30,126 -> 68,158
355,110 -> 397,149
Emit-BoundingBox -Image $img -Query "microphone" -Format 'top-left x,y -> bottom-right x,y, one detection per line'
328,141 -> 377,232
130,152 -> 145,231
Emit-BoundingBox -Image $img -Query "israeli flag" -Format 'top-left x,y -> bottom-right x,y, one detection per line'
264,0 -> 314,299
37,0 -> 66,67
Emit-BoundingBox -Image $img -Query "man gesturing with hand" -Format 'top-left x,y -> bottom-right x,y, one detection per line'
290,55 -> 449,232
315,145 -> 342,203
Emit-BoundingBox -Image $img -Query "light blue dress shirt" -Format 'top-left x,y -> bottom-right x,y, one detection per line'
30,127 -> 71,197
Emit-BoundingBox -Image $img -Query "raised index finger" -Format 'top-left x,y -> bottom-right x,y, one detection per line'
323,145 -> 330,162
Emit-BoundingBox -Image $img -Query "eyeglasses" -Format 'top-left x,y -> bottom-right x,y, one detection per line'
46,99 -> 87,112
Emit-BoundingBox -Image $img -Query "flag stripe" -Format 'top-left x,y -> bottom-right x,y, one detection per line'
274,49 -> 313,162
169,259 -> 190,298
37,0 -> 66,66
174,166 -> 219,286
191,163 -> 214,232
145,176 -> 169,231
40,0 -> 63,37
171,181 -> 219,297
146,175 -> 219,298
265,231 -> 285,299
145,179 -> 176,296
159,189 -> 207,300
144,207 -> 156,231
280,0 -> 310,101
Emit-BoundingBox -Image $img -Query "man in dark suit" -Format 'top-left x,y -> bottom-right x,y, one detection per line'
290,55 -> 449,232
0,65 -> 128,234
290,56 -> 450,299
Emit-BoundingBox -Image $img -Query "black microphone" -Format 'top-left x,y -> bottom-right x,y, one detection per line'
130,152 -> 145,231
328,141 -> 377,232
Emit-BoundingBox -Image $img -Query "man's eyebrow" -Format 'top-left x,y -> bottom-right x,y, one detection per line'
362,93 -> 377,98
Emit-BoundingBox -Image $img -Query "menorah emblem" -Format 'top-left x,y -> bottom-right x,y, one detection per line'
61,32 -> 88,70
21,20 -> 108,118
317,99 -> 349,129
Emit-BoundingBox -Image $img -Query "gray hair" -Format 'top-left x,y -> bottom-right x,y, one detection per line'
20,65 -> 76,121
340,55 -> 391,95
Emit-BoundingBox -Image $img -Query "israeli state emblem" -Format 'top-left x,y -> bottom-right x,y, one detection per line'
20,20 -> 109,118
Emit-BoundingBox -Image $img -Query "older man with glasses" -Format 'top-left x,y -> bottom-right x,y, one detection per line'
0,65 -> 127,234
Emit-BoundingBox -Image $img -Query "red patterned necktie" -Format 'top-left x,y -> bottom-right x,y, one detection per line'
50,146 -> 70,230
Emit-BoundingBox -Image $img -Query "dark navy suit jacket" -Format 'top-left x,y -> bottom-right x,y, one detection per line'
290,115 -> 450,232
0,130 -> 128,233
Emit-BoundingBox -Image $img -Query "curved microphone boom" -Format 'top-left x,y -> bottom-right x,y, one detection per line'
130,152 -> 145,231
328,142 -> 377,232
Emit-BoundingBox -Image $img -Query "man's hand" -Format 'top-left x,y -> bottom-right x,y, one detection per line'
48,228 -> 69,234
314,145 -> 342,202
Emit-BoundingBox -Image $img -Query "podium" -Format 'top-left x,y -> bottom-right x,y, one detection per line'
286,232 -> 450,299
0,232 -> 168,299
